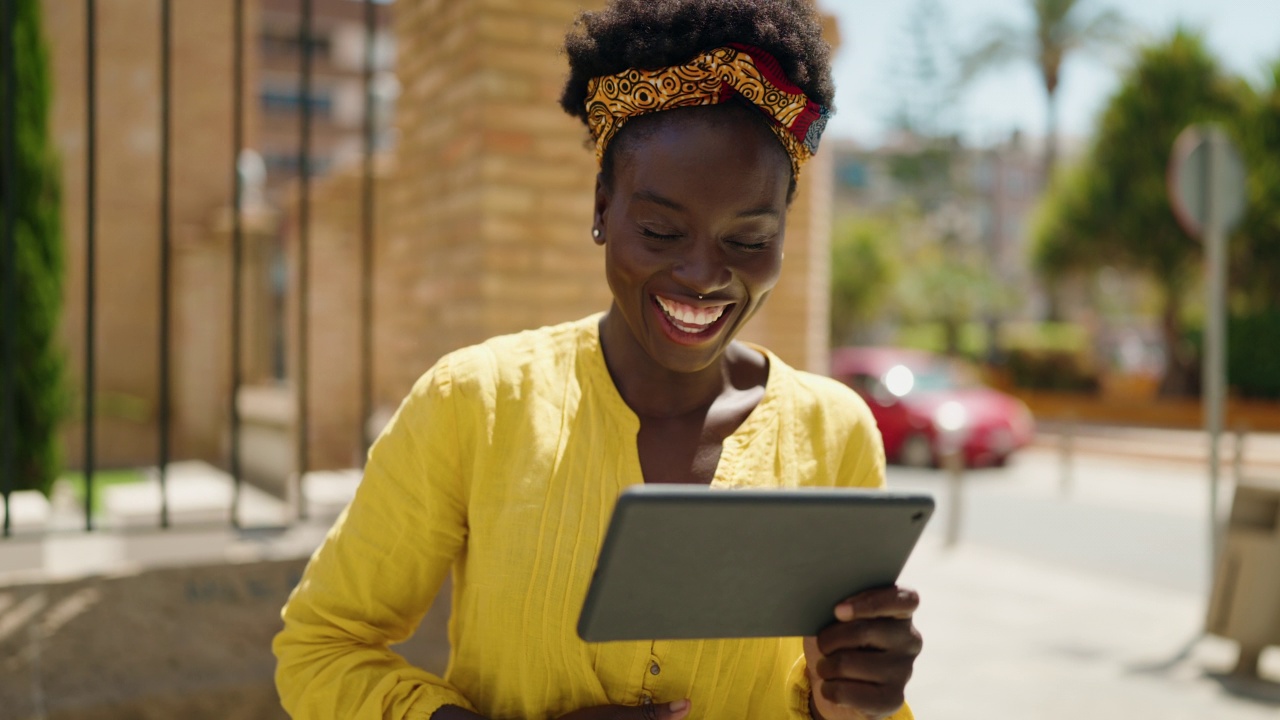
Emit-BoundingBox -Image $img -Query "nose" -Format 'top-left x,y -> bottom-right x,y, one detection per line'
671,238 -> 732,297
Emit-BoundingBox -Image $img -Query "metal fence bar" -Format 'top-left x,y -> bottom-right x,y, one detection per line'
157,0 -> 172,529
1,0 -> 16,538
359,0 -> 375,462
229,0 -> 244,528
84,0 -> 97,531
296,0 -> 313,520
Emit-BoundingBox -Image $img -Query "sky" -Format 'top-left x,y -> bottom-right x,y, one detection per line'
815,0 -> 1280,148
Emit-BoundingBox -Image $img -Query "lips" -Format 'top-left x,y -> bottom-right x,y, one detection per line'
652,294 -> 734,344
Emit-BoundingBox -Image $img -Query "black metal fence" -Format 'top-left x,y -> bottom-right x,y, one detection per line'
0,0 -> 382,538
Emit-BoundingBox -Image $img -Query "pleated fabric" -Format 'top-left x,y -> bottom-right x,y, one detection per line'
273,315 -> 914,720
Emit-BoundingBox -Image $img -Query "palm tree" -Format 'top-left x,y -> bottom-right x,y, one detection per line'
964,0 -> 1128,186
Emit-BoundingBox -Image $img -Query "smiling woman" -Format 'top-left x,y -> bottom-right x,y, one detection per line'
272,2 -> 921,720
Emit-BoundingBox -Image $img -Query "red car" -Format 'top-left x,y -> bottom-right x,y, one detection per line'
831,347 -> 1035,468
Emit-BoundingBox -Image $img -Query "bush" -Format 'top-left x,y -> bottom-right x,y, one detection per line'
1227,311 -> 1280,399
1,0 -> 67,496
1188,311 -> 1280,400
1004,348 -> 1099,392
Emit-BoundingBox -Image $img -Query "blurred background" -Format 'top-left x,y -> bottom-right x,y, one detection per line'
1,0 -> 1279,718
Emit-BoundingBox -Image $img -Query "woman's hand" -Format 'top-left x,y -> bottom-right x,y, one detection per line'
803,586 -> 921,720
556,699 -> 691,720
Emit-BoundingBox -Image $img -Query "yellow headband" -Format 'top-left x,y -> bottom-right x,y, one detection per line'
584,44 -> 831,178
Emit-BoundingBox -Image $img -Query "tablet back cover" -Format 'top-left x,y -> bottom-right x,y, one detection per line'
577,485 -> 933,642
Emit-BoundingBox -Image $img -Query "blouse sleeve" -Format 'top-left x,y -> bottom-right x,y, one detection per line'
835,392 -> 888,490
273,359 -> 478,719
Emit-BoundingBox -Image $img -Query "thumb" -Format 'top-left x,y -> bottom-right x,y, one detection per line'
644,699 -> 691,720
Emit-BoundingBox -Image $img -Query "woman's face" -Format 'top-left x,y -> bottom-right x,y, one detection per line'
594,105 -> 791,374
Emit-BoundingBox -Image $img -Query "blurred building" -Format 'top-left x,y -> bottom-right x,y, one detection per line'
256,0 -> 397,198
832,131 -> 1049,325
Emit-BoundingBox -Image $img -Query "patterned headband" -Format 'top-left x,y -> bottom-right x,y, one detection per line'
584,43 -> 831,178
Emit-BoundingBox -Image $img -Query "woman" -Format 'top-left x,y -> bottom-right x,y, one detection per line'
273,1 -> 922,718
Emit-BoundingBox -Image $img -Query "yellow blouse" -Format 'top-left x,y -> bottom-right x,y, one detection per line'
273,315 -> 914,720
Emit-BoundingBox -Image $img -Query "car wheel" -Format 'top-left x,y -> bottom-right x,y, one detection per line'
899,432 -> 935,468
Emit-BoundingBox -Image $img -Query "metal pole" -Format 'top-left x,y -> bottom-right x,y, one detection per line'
84,0 -> 97,531
1,0 -> 16,538
296,0 -> 313,520
944,446 -> 964,548
158,0 -> 172,529
1232,425 -> 1246,485
1059,417 -> 1075,498
359,0 -> 375,462
1204,129 -> 1227,569
230,0 -> 244,528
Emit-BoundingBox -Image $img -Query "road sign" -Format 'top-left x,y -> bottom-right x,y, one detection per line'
1168,124 -> 1247,592
1168,126 -> 1247,239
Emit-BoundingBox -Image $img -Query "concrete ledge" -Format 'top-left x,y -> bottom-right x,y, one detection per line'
0,554 -> 452,720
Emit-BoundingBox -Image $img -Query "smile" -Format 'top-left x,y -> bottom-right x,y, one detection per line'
653,295 -> 731,335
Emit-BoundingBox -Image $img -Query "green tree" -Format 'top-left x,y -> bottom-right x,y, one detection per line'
830,216 -> 898,346
1033,30 -> 1244,395
964,0 -> 1128,185
1,0 -> 66,496
894,209 -> 1004,357
1233,58 -> 1280,310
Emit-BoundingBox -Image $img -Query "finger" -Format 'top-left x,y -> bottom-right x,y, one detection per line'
818,678 -> 908,718
835,586 -> 920,622
817,617 -> 923,656
813,647 -> 917,687
639,699 -> 691,720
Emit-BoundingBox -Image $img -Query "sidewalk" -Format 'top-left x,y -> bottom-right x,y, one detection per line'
890,441 -> 1280,720
900,540 -> 1280,720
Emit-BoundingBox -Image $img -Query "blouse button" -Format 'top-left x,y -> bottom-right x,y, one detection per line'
650,662 -> 661,676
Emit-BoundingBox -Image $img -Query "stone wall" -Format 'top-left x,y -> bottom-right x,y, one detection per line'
0,555 -> 451,720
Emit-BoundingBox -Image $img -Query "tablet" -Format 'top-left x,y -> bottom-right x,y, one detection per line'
577,484 -> 934,642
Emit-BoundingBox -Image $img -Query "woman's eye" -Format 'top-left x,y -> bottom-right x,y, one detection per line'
640,227 -> 681,241
729,238 -> 773,252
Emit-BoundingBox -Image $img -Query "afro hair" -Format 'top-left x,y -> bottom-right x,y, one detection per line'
559,0 -> 836,125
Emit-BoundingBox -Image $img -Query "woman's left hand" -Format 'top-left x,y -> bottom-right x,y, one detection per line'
802,586 -> 922,720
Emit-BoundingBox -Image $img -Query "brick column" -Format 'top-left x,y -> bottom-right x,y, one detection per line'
381,0 -> 837,405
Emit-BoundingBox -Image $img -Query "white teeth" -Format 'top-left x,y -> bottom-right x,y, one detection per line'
655,296 -> 727,331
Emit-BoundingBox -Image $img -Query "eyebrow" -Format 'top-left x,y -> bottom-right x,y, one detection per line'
633,189 -> 780,219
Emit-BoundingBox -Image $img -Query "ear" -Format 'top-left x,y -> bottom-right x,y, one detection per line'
592,172 -> 609,245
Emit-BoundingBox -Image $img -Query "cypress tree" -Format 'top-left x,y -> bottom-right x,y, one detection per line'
2,0 -> 66,497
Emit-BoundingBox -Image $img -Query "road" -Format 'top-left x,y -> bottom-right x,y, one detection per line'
886,446 -> 1223,595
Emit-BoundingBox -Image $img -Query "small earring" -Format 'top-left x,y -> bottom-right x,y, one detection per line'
592,228 -> 600,239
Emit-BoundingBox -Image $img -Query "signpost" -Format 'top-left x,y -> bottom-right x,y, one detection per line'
1167,124 -> 1247,571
